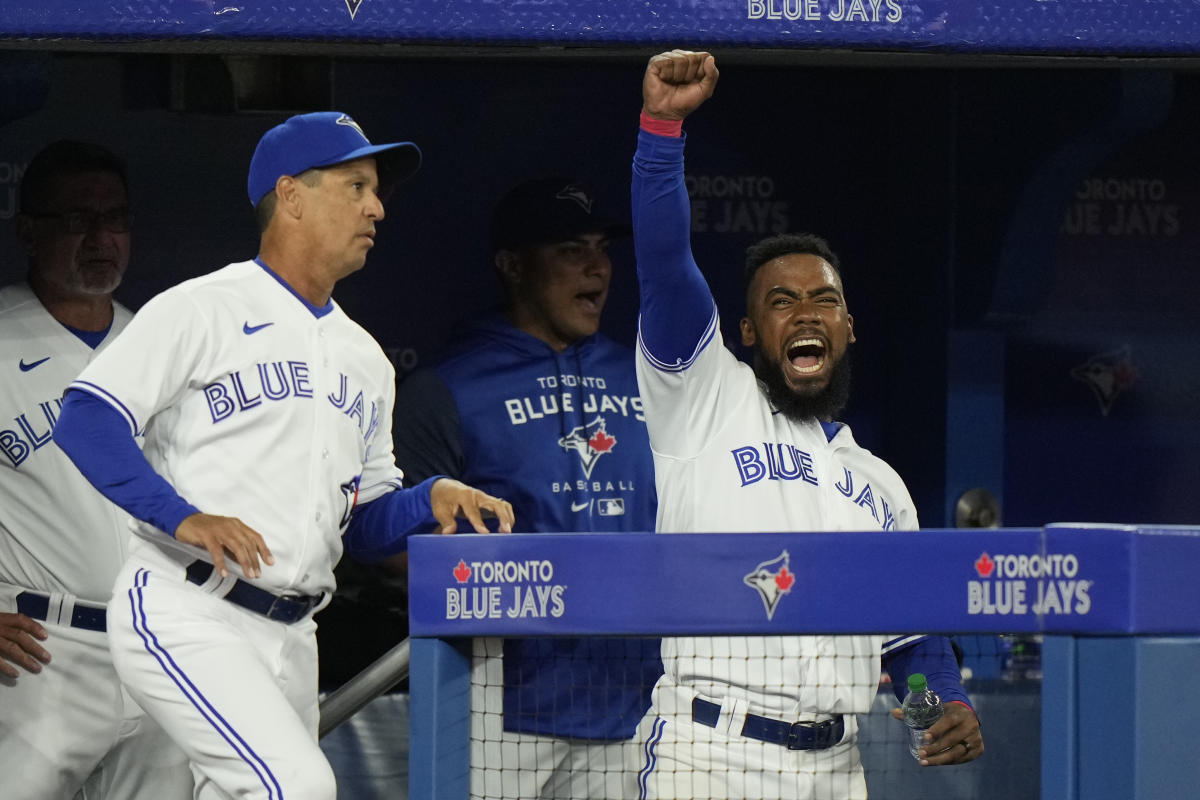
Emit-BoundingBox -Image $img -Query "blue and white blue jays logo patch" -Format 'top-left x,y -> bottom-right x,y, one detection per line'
1070,346 -> 1138,416
743,550 -> 795,620
555,184 -> 594,214
339,475 -> 361,527
557,416 -> 616,479
336,114 -> 368,141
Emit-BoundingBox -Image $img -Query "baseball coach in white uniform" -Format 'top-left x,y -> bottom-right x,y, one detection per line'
53,112 -> 514,800
1,139 -> 192,800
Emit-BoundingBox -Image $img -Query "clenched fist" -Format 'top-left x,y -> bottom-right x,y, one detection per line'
642,49 -> 720,122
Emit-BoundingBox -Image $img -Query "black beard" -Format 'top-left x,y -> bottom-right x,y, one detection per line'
753,348 -> 852,424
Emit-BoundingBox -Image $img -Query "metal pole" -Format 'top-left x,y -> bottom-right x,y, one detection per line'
318,637 -> 411,739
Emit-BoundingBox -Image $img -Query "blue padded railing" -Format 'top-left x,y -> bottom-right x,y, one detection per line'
407,524 -> 1200,800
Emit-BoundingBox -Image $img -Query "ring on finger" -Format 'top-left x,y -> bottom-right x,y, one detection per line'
961,740 -> 971,753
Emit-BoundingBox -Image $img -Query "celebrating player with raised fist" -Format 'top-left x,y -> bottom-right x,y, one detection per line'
628,50 -> 982,800
53,112 -> 514,800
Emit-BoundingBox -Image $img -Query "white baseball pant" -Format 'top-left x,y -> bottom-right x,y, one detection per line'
107,555 -> 335,800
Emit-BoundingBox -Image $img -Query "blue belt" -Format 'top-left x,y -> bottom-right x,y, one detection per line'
185,561 -> 323,625
16,592 -> 107,632
692,698 -> 845,751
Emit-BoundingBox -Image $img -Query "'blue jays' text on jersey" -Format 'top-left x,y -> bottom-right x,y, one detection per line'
393,314 -> 661,740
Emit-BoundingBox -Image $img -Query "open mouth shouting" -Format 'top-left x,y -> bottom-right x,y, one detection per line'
786,336 -> 827,375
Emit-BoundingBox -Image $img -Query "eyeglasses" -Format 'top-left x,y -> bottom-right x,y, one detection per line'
25,208 -> 133,234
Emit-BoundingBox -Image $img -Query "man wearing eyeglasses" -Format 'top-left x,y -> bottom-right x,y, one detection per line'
0,140 -> 192,799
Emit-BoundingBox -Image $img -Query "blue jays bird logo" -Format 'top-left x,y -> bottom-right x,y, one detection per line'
555,184 -> 594,213
336,114 -> 368,140
743,550 -> 796,620
338,475 -> 361,527
558,416 -> 616,479
1070,346 -> 1138,416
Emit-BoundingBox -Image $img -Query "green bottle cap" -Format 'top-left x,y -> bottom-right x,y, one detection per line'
907,673 -> 928,692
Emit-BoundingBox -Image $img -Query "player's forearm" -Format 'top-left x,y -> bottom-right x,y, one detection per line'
52,390 -> 200,536
632,129 -> 694,267
341,475 -> 440,562
632,128 -> 717,365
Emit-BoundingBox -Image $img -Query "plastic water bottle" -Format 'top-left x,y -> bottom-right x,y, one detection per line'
901,672 -> 944,759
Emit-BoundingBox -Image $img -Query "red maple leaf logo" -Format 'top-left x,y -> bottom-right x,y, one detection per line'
588,429 -> 616,453
974,552 -> 995,578
775,565 -> 795,592
453,559 -> 471,583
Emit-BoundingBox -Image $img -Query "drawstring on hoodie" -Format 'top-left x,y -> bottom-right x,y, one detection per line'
571,346 -> 587,437
551,348 -> 570,442
552,347 -> 590,429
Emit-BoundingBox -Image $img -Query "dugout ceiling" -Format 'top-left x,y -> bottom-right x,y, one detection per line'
3,0 -> 1200,57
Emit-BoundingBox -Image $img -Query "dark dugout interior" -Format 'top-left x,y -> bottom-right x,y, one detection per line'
4,47 -> 1197,532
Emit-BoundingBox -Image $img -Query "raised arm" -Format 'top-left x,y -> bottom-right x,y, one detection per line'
633,50 -> 723,369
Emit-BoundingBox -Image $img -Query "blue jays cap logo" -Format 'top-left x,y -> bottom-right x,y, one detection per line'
1070,345 -> 1138,416
558,416 -> 616,479
743,550 -> 795,620
336,113 -> 368,141
555,184 -> 594,214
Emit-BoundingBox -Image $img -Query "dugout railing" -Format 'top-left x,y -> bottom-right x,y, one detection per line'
404,524 -> 1200,800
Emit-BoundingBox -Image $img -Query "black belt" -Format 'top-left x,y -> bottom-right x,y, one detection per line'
16,592 -> 107,632
692,698 -> 844,751
185,562 -> 323,625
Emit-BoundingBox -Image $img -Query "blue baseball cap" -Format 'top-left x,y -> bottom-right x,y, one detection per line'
489,176 -> 631,253
247,111 -> 421,206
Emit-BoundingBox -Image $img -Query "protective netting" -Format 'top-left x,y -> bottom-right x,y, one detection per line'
465,634 -> 1040,800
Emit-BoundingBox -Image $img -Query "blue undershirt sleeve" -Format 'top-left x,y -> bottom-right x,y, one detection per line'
342,475 -> 442,563
882,636 -> 973,710
632,128 -> 720,367
52,389 -> 200,536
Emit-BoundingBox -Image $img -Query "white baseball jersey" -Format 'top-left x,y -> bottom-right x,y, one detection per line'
69,259 -> 403,596
0,283 -> 134,600
1,282 -> 192,800
636,307 -> 919,718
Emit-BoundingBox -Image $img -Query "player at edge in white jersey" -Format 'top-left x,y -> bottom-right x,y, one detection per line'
626,50 -> 984,800
0,139 -> 193,799
52,112 -> 514,800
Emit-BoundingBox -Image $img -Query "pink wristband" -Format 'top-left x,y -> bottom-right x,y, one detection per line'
639,110 -> 683,138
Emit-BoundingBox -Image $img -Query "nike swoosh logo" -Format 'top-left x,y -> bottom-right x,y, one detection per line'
570,500 -> 591,512
19,357 -> 50,372
243,322 -> 274,335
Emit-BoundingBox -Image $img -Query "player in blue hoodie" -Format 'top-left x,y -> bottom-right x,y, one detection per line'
393,176 -> 661,799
